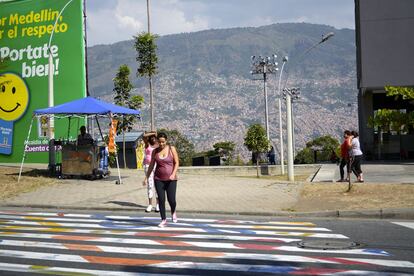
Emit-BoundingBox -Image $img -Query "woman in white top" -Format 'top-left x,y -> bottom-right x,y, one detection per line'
347,130 -> 364,182
143,132 -> 159,212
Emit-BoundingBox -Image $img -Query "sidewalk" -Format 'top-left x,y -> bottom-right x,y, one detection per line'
1,163 -> 413,218
312,163 -> 414,183
1,168 -> 303,215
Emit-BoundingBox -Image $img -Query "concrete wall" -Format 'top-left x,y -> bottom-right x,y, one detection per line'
355,0 -> 414,159
178,164 -> 320,177
358,89 -> 374,158
355,0 -> 414,88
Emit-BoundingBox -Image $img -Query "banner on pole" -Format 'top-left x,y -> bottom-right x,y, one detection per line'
108,119 -> 118,154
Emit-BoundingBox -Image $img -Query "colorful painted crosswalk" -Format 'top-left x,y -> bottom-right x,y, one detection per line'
0,210 -> 412,275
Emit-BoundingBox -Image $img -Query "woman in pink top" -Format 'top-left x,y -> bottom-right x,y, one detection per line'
143,132 -> 179,228
143,132 -> 159,213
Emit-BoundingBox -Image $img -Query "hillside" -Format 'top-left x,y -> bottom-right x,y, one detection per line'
87,23 -> 358,160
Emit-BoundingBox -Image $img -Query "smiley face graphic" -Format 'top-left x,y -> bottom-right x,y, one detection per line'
0,73 -> 29,122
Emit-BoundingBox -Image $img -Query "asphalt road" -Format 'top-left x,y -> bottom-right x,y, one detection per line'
0,208 -> 413,275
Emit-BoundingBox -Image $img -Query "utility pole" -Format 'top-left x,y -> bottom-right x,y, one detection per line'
277,56 -> 288,175
146,0 -> 154,131
250,55 -> 278,141
284,87 -> 300,181
291,90 -> 300,158
285,89 -> 294,181
146,0 -> 151,33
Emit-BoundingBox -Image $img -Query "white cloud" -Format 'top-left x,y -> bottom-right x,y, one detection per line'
86,0 -> 145,45
86,0 -> 355,46
87,0 -> 212,45
152,6 -> 209,35
116,14 -> 142,30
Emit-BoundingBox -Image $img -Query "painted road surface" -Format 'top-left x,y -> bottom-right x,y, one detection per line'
0,211 -> 413,275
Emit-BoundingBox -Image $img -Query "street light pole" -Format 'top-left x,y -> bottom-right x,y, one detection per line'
285,89 -> 294,181
282,32 -> 335,90
146,0 -> 155,131
263,68 -> 270,139
282,32 -> 335,181
251,55 -> 278,141
277,56 -> 288,175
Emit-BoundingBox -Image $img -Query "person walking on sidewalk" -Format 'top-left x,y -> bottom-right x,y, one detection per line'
337,130 -> 351,182
143,132 -> 179,228
143,132 -> 159,213
347,130 -> 364,182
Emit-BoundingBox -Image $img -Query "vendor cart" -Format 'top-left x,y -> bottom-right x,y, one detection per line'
18,97 -> 140,184
61,142 -> 109,179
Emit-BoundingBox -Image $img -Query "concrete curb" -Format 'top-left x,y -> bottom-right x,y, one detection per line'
1,204 -> 413,220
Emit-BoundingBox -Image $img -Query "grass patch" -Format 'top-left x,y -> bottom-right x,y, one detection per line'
294,183 -> 414,211
0,166 -> 57,200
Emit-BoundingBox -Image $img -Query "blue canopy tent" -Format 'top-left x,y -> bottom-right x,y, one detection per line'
18,97 -> 141,184
33,96 -> 140,116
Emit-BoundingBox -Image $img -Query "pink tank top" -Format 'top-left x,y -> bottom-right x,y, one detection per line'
144,145 -> 155,165
154,147 -> 175,181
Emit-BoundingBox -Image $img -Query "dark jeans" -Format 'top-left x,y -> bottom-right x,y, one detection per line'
155,179 -> 177,220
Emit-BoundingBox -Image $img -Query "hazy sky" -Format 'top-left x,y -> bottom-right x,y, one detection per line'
86,0 -> 355,46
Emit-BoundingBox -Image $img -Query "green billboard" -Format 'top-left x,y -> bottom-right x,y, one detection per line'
0,0 -> 86,163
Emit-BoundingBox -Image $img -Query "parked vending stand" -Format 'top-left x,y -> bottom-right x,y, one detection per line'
59,142 -> 109,180
18,97 -> 140,184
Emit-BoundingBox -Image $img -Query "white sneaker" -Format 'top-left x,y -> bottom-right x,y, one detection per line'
145,205 -> 152,212
155,204 -> 160,213
172,212 -> 178,223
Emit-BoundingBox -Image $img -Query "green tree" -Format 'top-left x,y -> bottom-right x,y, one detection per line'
368,109 -> 393,132
295,135 -> 340,164
294,147 -> 314,164
213,141 -> 235,165
158,128 -> 195,166
113,64 -> 144,168
389,110 -> 409,134
130,95 -> 145,110
368,107 -> 412,159
384,85 -> 414,131
232,155 -> 245,166
306,135 -> 339,161
385,86 -> 414,100
368,109 -> 393,159
244,124 -> 269,177
383,86 -> 414,159
134,32 -> 158,130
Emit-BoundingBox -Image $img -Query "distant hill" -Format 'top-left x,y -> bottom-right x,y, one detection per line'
87,23 -> 358,160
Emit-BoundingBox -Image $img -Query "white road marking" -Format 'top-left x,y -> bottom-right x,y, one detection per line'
392,222 -> 414,230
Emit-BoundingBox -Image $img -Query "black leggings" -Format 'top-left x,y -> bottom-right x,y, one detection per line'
155,180 -> 177,220
351,155 -> 363,176
339,158 -> 348,179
